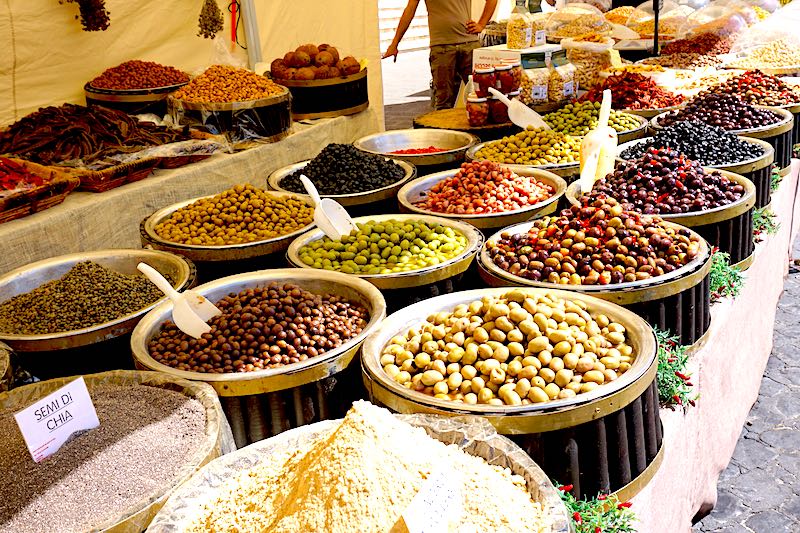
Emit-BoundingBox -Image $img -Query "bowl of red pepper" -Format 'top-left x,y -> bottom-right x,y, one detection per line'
353,129 -> 479,169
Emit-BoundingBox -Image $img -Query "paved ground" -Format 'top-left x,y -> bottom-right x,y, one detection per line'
381,49 -> 433,130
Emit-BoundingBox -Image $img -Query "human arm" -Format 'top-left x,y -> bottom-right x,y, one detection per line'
383,0 -> 421,61
466,0 -> 498,34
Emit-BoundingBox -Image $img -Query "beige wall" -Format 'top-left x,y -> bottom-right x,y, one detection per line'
0,0 -> 384,127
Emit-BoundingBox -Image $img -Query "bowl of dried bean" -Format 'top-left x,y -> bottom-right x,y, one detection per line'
85,60 -> 190,115
397,161 -> 566,230
361,286 -> 657,429
353,128 -> 479,168
0,249 -> 196,352
131,269 -> 386,395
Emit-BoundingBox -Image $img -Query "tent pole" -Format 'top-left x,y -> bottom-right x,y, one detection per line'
240,0 -> 263,68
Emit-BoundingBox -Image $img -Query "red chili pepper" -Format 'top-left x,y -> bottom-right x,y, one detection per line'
598,494 -> 607,500
675,371 -> 690,381
559,484 -> 574,492
689,399 -> 697,406
672,394 -> 682,405
618,501 -> 633,509
595,527 -> 602,533
573,512 -> 583,524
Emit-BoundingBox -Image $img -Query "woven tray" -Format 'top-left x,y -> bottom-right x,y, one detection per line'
0,159 -> 80,223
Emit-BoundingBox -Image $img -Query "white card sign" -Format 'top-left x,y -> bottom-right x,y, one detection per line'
402,467 -> 462,533
14,377 -> 99,462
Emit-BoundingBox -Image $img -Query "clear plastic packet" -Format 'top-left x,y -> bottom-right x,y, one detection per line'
561,37 -> 614,89
546,4 -> 604,34
549,62 -> 576,103
519,66 -> 551,106
507,1 -> 533,49
727,2 -> 800,70
677,5 -> 748,38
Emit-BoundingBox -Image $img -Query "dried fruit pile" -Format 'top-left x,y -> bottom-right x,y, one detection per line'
661,33 -> 733,56
580,73 -> 684,110
0,158 -> 45,194
658,93 -> 782,131
270,44 -> 361,81
703,70 -> 800,106
89,60 -> 189,90
173,65 -> 285,103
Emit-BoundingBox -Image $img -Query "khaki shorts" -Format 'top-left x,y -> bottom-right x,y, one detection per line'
429,41 -> 480,110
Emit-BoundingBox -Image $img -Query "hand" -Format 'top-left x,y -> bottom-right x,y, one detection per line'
382,44 -> 399,62
466,20 -> 485,34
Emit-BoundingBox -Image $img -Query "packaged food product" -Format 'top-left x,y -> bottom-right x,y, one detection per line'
519,67 -> 550,106
467,96 -> 490,126
507,0 -> 533,49
561,37 -> 614,90
489,95 -> 510,124
549,62 -> 576,103
473,67 -> 496,97
509,62 -> 523,92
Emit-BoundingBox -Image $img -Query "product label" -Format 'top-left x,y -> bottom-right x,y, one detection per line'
14,377 -> 99,462
534,30 -> 546,45
531,85 -> 548,100
563,81 -> 575,97
401,467 -> 462,533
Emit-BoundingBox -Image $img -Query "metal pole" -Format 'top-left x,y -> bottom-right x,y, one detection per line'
240,0 -> 263,68
653,0 -> 660,56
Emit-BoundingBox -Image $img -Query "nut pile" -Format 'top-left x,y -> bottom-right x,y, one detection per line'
270,44 -> 360,80
727,39 -> 800,69
297,219 -> 468,275
281,144 -> 406,195
172,65 -> 285,103
89,60 -> 189,90
380,290 -> 635,405
661,33 -> 733,56
0,261 -> 166,335
149,282 -> 369,373
641,53 -> 722,69
658,93 -> 782,130
602,64 -> 665,75
580,73 -> 684,110
588,148 -> 745,215
620,121 -> 765,166
414,161 -> 554,215
154,184 -> 313,246
473,127 -> 581,166
486,197 -> 702,284
703,70 -> 800,106
543,101 -> 641,136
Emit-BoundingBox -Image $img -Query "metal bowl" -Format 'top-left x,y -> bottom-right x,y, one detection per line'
397,167 -> 567,230
267,159 -> 416,207
361,286 -> 657,433
543,111 -> 650,144
353,129 -> 479,167
620,103 -> 684,119
465,143 -> 580,179
131,269 -> 386,397
566,169 -> 756,227
140,190 -> 315,262
287,214 -> 484,290
0,249 -> 195,352
650,105 -> 794,138
479,220 -> 711,306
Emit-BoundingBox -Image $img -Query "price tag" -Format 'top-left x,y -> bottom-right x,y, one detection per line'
534,30 -> 546,45
563,81 -> 575,97
401,467 -> 462,533
531,85 -> 547,100
14,377 -> 99,462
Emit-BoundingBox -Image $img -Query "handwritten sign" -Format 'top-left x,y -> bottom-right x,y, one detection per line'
14,377 -> 99,462
402,467 -> 463,533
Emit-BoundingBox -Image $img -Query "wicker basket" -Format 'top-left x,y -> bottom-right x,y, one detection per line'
0,158 -> 80,223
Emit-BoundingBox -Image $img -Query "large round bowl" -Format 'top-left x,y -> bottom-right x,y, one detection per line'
286,214 -> 484,290
131,269 -> 386,397
0,249 -> 195,352
465,143 -> 580,180
544,112 -> 650,144
397,167 -> 567,230
353,128 -> 479,168
267,158 -> 416,208
140,190 -> 316,263
620,103 -> 684,119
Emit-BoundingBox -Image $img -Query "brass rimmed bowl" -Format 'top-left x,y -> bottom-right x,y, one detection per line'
0,249 -> 196,352
479,220 -> 711,306
131,269 -> 386,397
361,286 -> 658,434
397,167 -> 567,230
620,103 -> 684,119
465,143 -> 580,179
140,190 -> 316,262
353,129 -> 479,167
286,214 -> 484,290
267,158 -> 416,207
649,105 -> 794,138
544,112 -> 650,144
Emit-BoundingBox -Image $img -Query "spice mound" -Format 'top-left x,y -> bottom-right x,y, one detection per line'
89,60 -> 189,90
184,401 -> 550,532
298,218 -> 468,275
0,384 -> 206,533
703,70 -> 800,106
172,65 -> 285,103
149,282 -> 369,373
620,121 -> 764,166
486,197 -> 702,284
389,146 -> 448,155
589,148 -> 745,215
661,33 -> 733,57
281,143 -> 407,195
381,290 -> 635,404
0,261 -> 166,335
473,127 -> 581,166
580,72 -> 684,110
0,104 -> 192,165
658,92 -> 782,131
415,161 -> 554,215
543,101 -> 642,136
154,184 -> 313,246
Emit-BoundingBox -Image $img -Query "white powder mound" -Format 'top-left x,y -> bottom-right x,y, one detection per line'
188,401 -> 550,533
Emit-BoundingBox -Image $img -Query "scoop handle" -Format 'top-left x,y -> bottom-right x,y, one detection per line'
487,87 -> 512,107
598,89 -> 612,129
300,175 -> 323,207
137,263 -> 179,301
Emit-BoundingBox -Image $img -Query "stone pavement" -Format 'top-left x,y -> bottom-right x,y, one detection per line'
382,49 -> 433,130
694,241 -> 800,533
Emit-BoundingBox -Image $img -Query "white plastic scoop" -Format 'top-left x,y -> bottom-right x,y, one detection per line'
300,174 -> 358,240
487,87 -> 550,130
578,89 -> 618,194
137,262 -> 221,339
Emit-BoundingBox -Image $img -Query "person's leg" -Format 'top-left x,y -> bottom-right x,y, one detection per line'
429,44 -> 459,109
455,41 -> 480,87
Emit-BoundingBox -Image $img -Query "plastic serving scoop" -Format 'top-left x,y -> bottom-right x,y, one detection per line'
300,175 -> 358,240
137,262 -> 221,339
578,89 -> 618,194
487,87 -> 550,130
